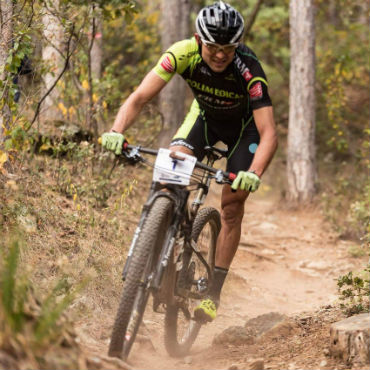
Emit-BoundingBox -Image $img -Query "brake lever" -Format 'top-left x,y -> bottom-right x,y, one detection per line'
214,169 -> 225,184
123,146 -> 142,164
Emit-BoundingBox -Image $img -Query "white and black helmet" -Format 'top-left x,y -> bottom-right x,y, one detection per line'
195,1 -> 244,45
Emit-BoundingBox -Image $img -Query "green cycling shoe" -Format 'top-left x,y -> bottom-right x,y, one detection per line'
194,298 -> 217,322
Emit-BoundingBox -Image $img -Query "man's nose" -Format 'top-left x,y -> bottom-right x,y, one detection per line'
214,49 -> 227,58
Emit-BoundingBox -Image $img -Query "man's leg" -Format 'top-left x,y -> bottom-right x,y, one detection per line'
216,186 -> 249,268
209,186 -> 248,303
195,186 -> 248,321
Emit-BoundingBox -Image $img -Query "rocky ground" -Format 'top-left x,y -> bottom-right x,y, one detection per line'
77,183 -> 369,370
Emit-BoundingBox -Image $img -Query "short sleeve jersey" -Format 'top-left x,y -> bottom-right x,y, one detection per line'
152,37 -> 272,124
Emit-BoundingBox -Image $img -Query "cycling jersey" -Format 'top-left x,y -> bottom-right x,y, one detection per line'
152,37 -> 272,173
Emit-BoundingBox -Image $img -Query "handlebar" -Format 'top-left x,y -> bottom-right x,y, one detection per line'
97,137 -> 236,183
123,143 -> 236,184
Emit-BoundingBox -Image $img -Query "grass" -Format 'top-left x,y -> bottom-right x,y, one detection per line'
0,145 -> 151,368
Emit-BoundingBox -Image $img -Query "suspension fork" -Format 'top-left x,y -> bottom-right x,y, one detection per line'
151,188 -> 190,290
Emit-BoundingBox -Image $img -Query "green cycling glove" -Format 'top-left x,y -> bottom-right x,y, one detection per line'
231,171 -> 261,192
101,132 -> 125,155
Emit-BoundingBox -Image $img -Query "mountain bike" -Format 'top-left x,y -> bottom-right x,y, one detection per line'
107,142 -> 236,360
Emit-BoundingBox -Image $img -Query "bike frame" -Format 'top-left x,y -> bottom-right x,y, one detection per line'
120,145 -> 235,302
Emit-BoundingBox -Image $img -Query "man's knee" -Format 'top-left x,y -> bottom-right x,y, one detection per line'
169,144 -> 194,156
220,188 -> 247,227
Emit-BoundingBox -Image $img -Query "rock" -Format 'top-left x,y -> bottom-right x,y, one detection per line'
319,360 -> 327,367
255,221 -> 278,234
297,315 -> 312,325
247,358 -> 264,370
213,325 -> 255,345
330,313 -> 370,366
258,320 -> 299,340
86,357 -> 102,369
305,260 -> 330,271
184,356 -> 192,365
227,364 -> 239,370
215,313 -> 297,346
136,334 -> 156,351
98,355 -> 132,370
245,312 -> 287,336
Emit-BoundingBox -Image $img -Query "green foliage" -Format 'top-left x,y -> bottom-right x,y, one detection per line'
0,239 -> 77,342
315,1 -> 369,241
337,264 -> 370,316
0,240 -> 27,332
34,277 -> 76,341
0,4 -> 34,129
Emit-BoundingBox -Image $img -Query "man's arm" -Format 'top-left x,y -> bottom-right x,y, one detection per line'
111,70 -> 167,133
248,106 -> 278,177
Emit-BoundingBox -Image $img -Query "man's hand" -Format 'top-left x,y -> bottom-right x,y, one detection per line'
101,132 -> 125,155
231,171 -> 261,192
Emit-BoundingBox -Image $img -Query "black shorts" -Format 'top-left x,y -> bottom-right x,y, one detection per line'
170,114 -> 260,174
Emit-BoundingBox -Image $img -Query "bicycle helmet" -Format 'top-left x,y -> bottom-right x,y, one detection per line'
195,1 -> 244,45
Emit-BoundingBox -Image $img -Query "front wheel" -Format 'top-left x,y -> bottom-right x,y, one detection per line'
108,196 -> 173,359
164,207 -> 221,357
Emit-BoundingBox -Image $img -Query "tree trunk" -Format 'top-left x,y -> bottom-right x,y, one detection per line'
328,0 -> 339,27
158,0 -> 190,148
286,0 -> 316,203
244,0 -> 264,40
330,313 -> 370,366
0,0 -> 13,143
91,10 -> 102,80
41,0 -> 64,126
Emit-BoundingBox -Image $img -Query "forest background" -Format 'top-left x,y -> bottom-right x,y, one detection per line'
0,0 -> 369,369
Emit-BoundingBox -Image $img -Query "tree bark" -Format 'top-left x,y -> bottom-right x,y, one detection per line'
158,0 -> 190,148
0,0 -> 13,143
287,0 -> 316,203
41,0 -> 64,125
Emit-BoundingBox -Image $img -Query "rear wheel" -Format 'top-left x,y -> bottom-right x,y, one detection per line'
108,196 -> 173,359
164,207 -> 221,357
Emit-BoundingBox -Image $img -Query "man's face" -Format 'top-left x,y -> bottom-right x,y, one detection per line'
195,34 -> 237,73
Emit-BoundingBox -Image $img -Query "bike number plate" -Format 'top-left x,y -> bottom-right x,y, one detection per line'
153,148 -> 197,185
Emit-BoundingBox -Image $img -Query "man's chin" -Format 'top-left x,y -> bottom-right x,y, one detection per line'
209,63 -> 227,72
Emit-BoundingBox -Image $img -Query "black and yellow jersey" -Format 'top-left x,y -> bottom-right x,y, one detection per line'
152,37 -> 272,124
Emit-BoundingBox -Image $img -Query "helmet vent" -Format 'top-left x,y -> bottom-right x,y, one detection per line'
196,1 -> 244,44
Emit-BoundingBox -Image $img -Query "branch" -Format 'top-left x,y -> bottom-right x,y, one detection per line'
244,0 -> 264,39
28,27 -> 75,128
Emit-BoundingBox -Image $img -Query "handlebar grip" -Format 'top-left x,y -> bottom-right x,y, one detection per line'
226,172 -> 237,192
97,136 -> 129,153
228,172 -> 236,181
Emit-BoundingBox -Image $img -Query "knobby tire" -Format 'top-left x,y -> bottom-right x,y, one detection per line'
108,196 -> 173,359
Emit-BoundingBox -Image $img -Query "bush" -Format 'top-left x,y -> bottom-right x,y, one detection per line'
337,263 -> 370,316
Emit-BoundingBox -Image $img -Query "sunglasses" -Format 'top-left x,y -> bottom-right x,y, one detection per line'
201,39 -> 239,55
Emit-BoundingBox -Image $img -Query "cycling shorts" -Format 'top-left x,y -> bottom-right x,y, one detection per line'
170,104 -> 260,174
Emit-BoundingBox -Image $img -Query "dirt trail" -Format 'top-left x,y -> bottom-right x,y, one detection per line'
77,184 -> 366,370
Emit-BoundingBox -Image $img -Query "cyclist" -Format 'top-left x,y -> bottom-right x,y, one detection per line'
102,1 -> 278,323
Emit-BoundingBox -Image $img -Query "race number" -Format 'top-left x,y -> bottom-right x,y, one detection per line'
153,148 -> 197,185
